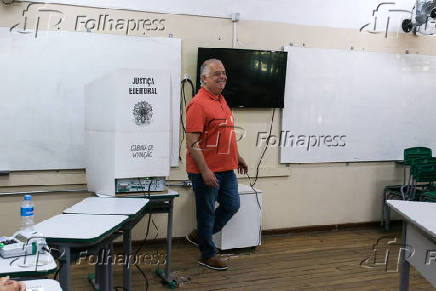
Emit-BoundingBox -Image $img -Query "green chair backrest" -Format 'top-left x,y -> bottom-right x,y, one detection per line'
410,157 -> 436,176
404,147 -> 432,165
413,164 -> 436,183
421,192 -> 436,202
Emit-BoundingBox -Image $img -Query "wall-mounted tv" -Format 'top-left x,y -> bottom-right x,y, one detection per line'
196,48 -> 287,108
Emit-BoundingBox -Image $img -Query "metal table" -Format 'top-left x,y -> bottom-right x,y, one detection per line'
387,200 -> 436,290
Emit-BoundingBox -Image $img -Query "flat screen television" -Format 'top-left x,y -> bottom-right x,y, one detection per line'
196,48 -> 287,108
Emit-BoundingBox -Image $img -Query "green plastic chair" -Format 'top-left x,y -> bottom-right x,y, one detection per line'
401,157 -> 436,200
381,147 -> 432,231
403,162 -> 436,200
420,191 -> 436,202
404,147 -> 433,181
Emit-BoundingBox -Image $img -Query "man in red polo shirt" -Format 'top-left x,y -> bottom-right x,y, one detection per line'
185,59 -> 248,270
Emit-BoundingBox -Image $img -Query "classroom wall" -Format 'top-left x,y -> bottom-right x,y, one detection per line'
25,0 -> 418,30
0,2 -> 435,240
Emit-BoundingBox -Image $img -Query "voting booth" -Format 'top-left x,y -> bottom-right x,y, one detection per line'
85,69 -> 171,196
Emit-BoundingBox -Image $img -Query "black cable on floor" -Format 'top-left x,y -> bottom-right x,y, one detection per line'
130,213 -> 153,291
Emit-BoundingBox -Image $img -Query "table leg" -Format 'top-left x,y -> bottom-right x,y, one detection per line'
108,243 -> 113,291
96,247 -> 108,291
123,230 -> 132,291
59,246 -> 71,291
400,221 -> 410,291
93,262 -> 100,290
165,198 -> 174,282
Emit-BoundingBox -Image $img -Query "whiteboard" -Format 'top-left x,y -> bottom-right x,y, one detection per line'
280,46 -> 436,163
0,28 -> 181,170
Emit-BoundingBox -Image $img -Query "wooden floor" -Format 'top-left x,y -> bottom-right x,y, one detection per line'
67,226 -> 434,290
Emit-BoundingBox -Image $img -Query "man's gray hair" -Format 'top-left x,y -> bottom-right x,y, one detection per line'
199,58 -> 223,86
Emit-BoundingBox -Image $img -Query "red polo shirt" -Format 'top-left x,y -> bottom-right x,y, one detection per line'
186,87 -> 238,174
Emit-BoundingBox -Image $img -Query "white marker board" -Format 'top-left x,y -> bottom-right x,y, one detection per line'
280,46 -> 436,163
0,28 -> 181,170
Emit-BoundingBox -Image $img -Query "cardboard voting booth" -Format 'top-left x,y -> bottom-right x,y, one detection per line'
85,69 -> 171,196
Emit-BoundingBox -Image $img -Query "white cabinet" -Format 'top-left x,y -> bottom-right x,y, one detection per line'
213,184 -> 262,250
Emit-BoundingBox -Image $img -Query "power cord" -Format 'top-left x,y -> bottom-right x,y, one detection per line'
137,177 -> 152,198
41,246 -> 64,281
132,178 -> 157,290
133,214 -> 153,291
250,108 -> 276,188
131,210 -> 160,291
150,218 -> 161,271
245,108 -> 276,247
53,262 -> 63,281
180,78 -> 195,162
246,173 -> 262,247
147,179 -> 152,198
246,174 -> 262,211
